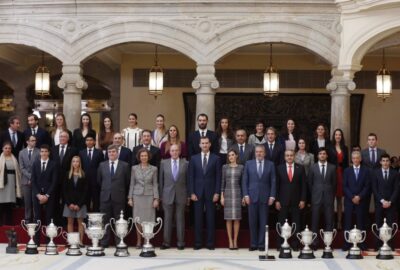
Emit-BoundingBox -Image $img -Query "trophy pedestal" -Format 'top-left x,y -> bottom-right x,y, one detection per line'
86,247 -> 105,256
322,250 -> 334,259
298,249 -> 315,259
346,248 -> 363,259
140,250 -> 156,257
44,243 -> 58,255
279,247 -> 292,259
25,245 -> 39,255
376,247 -> 393,260
66,247 -> 82,256
259,254 -> 276,261
6,246 -> 18,254
114,245 -> 130,257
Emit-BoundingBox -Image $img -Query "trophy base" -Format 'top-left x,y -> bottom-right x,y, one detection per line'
346,252 -> 363,259
114,247 -> 130,257
140,250 -> 156,257
322,251 -> 334,259
66,247 -> 82,256
6,247 -> 18,254
25,247 -> 39,255
298,251 -> 315,259
86,248 -> 105,257
279,247 -> 292,259
259,254 -> 276,261
45,245 -> 59,255
376,253 -> 393,260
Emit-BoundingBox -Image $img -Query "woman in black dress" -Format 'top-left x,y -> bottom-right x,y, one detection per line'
72,113 -> 96,151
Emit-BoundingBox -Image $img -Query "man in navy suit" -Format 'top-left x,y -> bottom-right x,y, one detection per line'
372,154 -> 399,250
23,114 -> 51,148
264,127 -> 284,167
31,144 -> 58,244
105,132 -> 132,165
79,133 -> 104,212
342,151 -> 370,251
0,115 -> 24,158
188,136 -> 221,250
242,144 -> 276,251
188,113 -> 218,158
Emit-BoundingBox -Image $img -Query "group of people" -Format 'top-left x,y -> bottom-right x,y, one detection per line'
0,112 -> 399,252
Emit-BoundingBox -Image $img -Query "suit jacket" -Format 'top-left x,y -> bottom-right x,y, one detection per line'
328,145 -> 349,170
264,142 -> 285,166
361,148 -> 387,169
50,128 -> 72,146
23,127 -> 51,148
72,128 -> 97,151
128,165 -> 159,198
371,168 -> 399,204
132,144 -> 161,168
308,162 -> 336,205
343,165 -> 370,206
242,159 -> 276,204
63,175 -> 88,207
276,163 -> 306,206
229,143 -> 255,165
51,144 -> 78,177
188,152 -> 221,200
310,138 -> 331,162
31,159 -> 58,197
79,148 -> 104,184
18,147 -> 40,185
97,160 -> 131,205
105,146 -> 132,165
159,158 -> 188,205
0,130 -> 24,158
188,130 -> 219,158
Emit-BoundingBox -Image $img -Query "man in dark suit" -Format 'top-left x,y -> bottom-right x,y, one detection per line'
229,129 -> 255,164
371,154 -> 399,250
23,114 -> 51,148
97,144 -> 131,247
31,144 -> 58,244
79,134 -> 104,212
242,144 -> 276,251
0,115 -> 24,158
308,147 -> 336,249
188,113 -> 218,158
264,127 -> 284,167
342,151 -> 370,251
188,136 -> 221,250
19,135 -> 41,223
275,149 -> 306,250
105,132 -> 132,165
361,133 -> 387,169
132,129 -> 161,168
159,144 -> 189,250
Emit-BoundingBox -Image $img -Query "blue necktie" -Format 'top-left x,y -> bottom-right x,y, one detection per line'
257,161 -> 263,178
28,150 -> 32,160
239,145 -> 244,161
355,168 -> 359,181
111,162 -> 115,177
172,159 -> 178,181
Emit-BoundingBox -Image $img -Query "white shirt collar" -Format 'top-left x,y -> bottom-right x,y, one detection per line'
318,161 -> 327,166
40,159 -> 49,163
110,159 -> 118,166
199,129 -> 208,135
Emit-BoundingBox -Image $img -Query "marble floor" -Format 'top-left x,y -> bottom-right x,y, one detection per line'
0,245 -> 399,270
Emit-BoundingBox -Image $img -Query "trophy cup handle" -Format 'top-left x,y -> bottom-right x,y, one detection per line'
332,229 -> 337,240
291,223 -> 296,237
153,217 -> 163,236
61,231 -> 68,241
361,231 -> 367,242
371,224 -> 379,239
81,221 -> 87,231
276,223 -> 281,236
56,227 -> 63,238
134,217 -> 144,237
391,223 -> 398,240
296,233 -> 302,243
41,226 -> 46,236
35,220 -> 41,232
344,231 -> 349,242
312,232 -> 317,242
20,220 -> 27,231
127,217 -> 134,235
109,218 -> 117,236
319,229 -> 324,240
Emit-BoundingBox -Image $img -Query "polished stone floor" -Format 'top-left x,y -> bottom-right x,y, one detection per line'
0,244 -> 399,270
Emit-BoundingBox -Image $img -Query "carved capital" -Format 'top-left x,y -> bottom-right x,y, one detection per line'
192,64 -> 219,92
58,64 -> 87,92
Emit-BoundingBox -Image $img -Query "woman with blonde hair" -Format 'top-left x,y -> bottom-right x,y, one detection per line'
63,156 -> 88,246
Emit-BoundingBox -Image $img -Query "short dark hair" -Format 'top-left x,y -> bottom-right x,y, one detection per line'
317,147 -> 328,155
27,114 -> 39,122
25,134 -> 36,142
197,113 -> 208,120
128,113 -> 138,119
85,132 -> 96,140
368,133 -> 378,140
380,153 -> 390,161
40,144 -> 50,151
200,136 -> 210,143
8,115 -> 19,126
142,129 -> 152,136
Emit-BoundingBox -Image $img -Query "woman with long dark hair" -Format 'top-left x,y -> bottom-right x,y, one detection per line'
279,118 -> 299,151
72,113 -> 96,151
51,113 -> 72,146
216,117 -> 234,165
310,123 -> 330,162
97,115 -> 114,153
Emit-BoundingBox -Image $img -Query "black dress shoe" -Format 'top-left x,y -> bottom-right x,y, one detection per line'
207,246 -> 215,250
177,246 -> 185,250
249,247 -> 257,251
160,244 -> 170,250
258,247 -> 265,252
193,246 -> 202,250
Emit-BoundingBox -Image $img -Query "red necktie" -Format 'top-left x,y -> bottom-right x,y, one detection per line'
288,165 -> 293,182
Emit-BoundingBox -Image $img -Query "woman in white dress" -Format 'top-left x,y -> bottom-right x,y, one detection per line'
121,113 -> 143,151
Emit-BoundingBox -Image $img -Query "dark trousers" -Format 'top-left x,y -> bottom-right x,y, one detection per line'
88,180 -> 100,212
248,201 -> 269,248
343,202 -> 366,249
22,185 -> 33,222
0,203 -> 14,226
277,205 -> 301,248
32,196 -> 55,244
193,197 -> 215,247
311,202 -> 334,246
374,204 -> 396,249
99,199 -> 124,246
162,201 -> 186,247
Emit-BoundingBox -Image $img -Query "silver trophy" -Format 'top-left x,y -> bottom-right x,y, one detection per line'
21,220 -> 41,254
320,229 -> 337,258
82,213 -> 109,256
372,218 -> 398,260
62,232 -> 82,256
110,210 -> 134,257
276,219 -> 296,258
297,225 -> 317,259
134,217 -> 162,257
41,219 -> 63,255
344,225 -> 366,259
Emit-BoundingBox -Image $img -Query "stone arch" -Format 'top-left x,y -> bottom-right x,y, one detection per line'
206,20 -> 339,65
71,19 -> 204,64
0,21 -> 71,62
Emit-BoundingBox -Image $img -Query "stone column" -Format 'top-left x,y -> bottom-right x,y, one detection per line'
57,64 -> 87,130
326,68 -> 358,146
191,64 -> 219,130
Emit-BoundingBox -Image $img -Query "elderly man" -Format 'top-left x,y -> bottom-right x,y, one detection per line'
229,129 -> 255,165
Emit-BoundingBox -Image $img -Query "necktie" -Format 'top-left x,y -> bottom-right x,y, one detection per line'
11,132 -> 17,147
172,159 -> 178,181
201,131 -> 205,137
41,162 -> 46,172
384,170 -> 388,181
288,164 -> 293,182
32,128 -> 36,135
134,133 -> 137,148
202,154 -> 207,174
269,143 -> 273,152
28,150 -> 32,160
258,161 -> 263,178
239,145 -> 244,160
88,149 -> 92,160
60,145 -> 65,162
321,164 -> 325,179
355,167 -> 359,181
111,161 -> 115,177
371,149 -> 376,164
